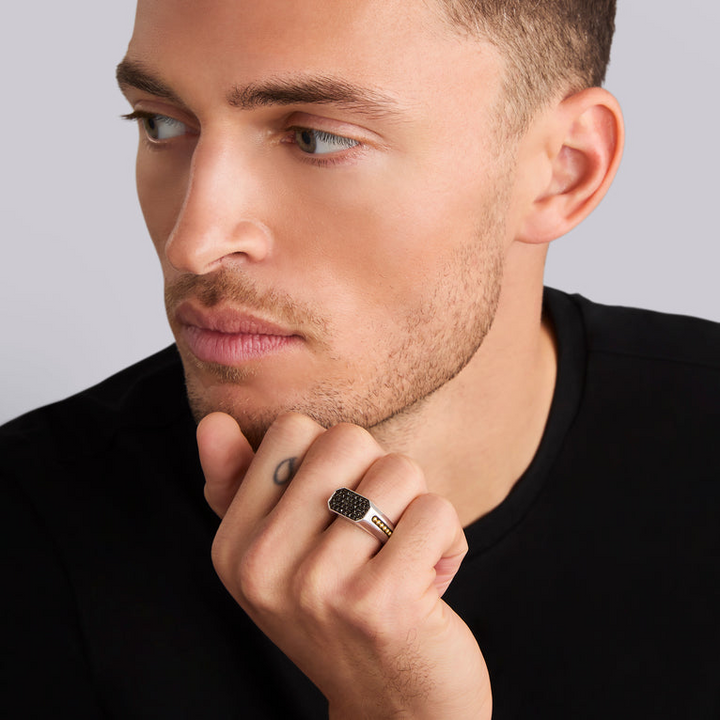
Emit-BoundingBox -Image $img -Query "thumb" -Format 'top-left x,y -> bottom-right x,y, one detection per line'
197,412 -> 254,518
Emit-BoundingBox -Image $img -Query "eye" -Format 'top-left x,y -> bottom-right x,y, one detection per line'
122,110 -> 190,142
293,128 -> 359,155
141,114 -> 187,141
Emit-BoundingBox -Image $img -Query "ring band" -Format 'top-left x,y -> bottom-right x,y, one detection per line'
327,488 -> 394,544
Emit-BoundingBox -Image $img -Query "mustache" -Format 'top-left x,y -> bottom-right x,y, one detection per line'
165,271 -> 328,340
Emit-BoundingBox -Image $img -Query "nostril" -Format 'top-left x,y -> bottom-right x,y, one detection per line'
165,217 -> 273,275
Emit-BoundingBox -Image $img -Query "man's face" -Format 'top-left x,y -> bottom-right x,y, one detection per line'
123,0 -> 520,448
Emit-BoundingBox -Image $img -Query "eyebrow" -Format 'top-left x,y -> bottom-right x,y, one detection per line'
116,58 -> 404,121
227,75 -> 403,120
116,59 -> 185,106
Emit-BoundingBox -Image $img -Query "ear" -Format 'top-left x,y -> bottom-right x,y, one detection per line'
516,87 -> 624,244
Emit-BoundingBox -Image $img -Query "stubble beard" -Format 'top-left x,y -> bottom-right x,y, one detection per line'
174,189 -> 508,451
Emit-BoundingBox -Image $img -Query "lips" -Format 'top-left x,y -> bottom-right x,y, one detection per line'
175,302 -> 303,366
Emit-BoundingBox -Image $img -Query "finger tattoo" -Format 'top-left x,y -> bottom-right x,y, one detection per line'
273,457 -> 297,485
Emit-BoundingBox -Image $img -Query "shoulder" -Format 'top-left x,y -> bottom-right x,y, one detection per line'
572,292 -> 719,417
0,345 -> 190,464
0,343 -> 199,557
544,288 -> 720,480
545,287 -> 720,389
565,291 -> 720,371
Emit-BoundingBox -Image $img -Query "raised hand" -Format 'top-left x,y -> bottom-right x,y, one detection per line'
198,411 -> 492,719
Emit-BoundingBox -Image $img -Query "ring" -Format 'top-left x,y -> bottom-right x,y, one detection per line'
327,488 -> 394,544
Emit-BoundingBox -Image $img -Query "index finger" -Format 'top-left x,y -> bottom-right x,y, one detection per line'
217,412 -> 327,537
198,412 -> 254,518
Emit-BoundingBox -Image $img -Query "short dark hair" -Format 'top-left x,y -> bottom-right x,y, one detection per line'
440,0 -> 617,133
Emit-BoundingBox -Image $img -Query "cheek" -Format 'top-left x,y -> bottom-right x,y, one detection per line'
282,164 -> 489,312
136,148 -> 190,256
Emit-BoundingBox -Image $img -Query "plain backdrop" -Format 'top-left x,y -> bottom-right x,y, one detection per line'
1,2 -> 718,424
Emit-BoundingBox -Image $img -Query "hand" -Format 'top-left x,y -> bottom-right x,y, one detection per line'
198,411 -> 492,719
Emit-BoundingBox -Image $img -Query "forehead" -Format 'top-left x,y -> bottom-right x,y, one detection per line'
128,0 -> 502,119
132,0 -> 445,63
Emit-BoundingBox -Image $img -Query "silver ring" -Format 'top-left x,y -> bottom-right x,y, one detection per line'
327,488 -> 394,544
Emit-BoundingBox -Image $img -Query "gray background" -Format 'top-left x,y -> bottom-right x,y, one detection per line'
2,2 -> 718,424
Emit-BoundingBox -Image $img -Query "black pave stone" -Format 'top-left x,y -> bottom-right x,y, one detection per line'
329,488 -> 370,521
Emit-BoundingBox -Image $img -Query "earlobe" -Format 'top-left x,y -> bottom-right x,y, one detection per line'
517,87 -> 624,245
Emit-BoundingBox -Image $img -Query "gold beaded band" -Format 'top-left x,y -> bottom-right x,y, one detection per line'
328,488 -> 395,544
371,515 -> 393,538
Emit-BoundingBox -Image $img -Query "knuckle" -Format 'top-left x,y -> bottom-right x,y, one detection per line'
263,411 -> 323,445
411,493 -> 460,528
404,493 -> 466,550
304,422 -> 382,466
411,491 -> 457,520
236,566 -> 267,609
210,532 -> 231,576
292,560 -> 330,617
236,549 -> 264,602
291,559 -> 393,639
322,422 -> 378,451
360,453 -> 427,501
216,534 -> 278,612
378,452 -> 426,490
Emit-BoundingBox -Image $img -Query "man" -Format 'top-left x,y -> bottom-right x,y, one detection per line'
3,1 -> 718,718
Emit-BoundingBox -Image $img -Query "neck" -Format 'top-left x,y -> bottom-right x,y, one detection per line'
370,244 -> 556,527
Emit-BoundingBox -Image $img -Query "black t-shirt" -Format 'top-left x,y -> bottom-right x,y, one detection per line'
3,288 -> 719,719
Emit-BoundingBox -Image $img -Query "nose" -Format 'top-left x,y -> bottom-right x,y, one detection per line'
164,137 -> 272,275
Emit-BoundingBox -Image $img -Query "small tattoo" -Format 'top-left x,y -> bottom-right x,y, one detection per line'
273,457 -> 297,485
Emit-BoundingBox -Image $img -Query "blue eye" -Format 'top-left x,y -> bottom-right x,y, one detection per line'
141,114 -> 187,141
294,128 -> 359,155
